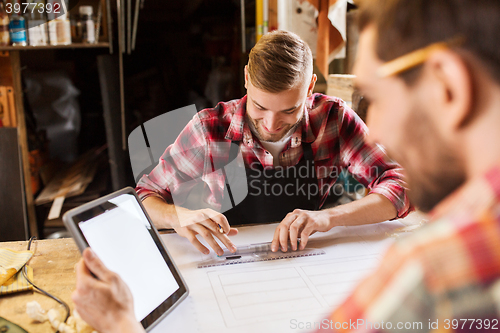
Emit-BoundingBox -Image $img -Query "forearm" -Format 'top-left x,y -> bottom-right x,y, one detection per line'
142,196 -> 181,229
327,193 -> 397,227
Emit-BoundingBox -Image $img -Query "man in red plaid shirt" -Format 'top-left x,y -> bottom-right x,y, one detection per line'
135,30 -> 410,256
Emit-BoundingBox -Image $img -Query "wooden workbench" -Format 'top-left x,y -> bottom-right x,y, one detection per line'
0,238 -> 80,333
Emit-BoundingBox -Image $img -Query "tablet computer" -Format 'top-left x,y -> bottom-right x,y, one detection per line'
63,187 -> 188,332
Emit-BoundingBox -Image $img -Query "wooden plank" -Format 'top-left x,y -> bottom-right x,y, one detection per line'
7,86 -> 16,127
10,51 -> 38,238
268,0 -> 278,31
0,86 -> 10,127
0,51 -> 13,87
0,239 -> 79,333
0,128 -> 28,241
35,147 -> 103,206
97,55 -> 127,191
327,74 -> 356,103
346,10 -> 359,74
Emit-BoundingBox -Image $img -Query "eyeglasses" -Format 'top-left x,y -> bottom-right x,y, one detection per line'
376,36 -> 465,78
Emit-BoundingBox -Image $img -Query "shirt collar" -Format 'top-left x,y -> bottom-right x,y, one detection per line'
225,95 -> 247,142
293,96 -> 316,146
224,94 -> 316,148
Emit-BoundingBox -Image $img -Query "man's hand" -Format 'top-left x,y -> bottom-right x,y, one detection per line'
270,194 -> 400,252
271,209 -> 333,252
72,248 -> 145,333
173,207 -> 238,256
142,197 -> 238,256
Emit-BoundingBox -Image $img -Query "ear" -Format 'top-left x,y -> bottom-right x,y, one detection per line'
244,65 -> 249,90
307,74 -> 317,97
425,50 -> 473,135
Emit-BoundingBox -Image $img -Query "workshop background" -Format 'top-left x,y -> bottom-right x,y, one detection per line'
0,0 -> 361,241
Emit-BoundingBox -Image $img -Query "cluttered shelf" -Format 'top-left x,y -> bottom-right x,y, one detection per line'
0,42 -> 109,51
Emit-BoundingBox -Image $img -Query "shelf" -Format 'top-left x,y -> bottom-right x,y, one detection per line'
0,42 -> 110,51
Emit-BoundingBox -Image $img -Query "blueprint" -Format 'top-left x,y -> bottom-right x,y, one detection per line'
151,221 -> 405,333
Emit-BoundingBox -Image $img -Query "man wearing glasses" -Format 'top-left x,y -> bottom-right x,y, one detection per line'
317,0 -> 500,330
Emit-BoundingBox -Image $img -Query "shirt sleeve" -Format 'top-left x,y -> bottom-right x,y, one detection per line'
135,114 -> 208,204
338,102 -> 411,218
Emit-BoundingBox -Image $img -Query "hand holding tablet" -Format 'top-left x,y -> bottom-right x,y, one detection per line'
73,248 -> 145,333
63,187 -> 189,332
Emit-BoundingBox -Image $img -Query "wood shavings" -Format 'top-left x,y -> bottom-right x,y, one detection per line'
25,302 -> 98,333
26,301 -> 47,322
47,308 -> 62,329
73,310 -> 96,333
58,321 -> 76,333
67,316 -> 76,328
47,308 -> 80,333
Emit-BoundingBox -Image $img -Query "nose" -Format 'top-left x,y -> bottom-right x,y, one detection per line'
263,113 -> 281,132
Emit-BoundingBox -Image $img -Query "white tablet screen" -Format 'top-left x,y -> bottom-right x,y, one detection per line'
77,193 -> 179,321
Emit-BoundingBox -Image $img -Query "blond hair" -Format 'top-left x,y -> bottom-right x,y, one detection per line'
247,30 -> 313,93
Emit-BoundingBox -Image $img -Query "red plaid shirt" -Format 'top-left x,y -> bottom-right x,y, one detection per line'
136,94 -> 410,217
316,167 -> 500,332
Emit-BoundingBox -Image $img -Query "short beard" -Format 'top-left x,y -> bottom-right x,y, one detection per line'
246,112 -> 304,143
403,108 -> 466,212
406,153 -> 465,213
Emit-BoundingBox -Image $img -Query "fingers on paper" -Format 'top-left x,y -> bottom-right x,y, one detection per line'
272,210 -> 314,252
184,228 -> 211,255
192,224 -> 225,256
271,212 -> 295,252
190,222 -> 237,255
211,231 -> 237,254
289,217 -> 307,251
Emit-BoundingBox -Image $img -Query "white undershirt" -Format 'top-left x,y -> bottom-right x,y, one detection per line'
260,131 -> 293,167
247,117 -> 297,167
